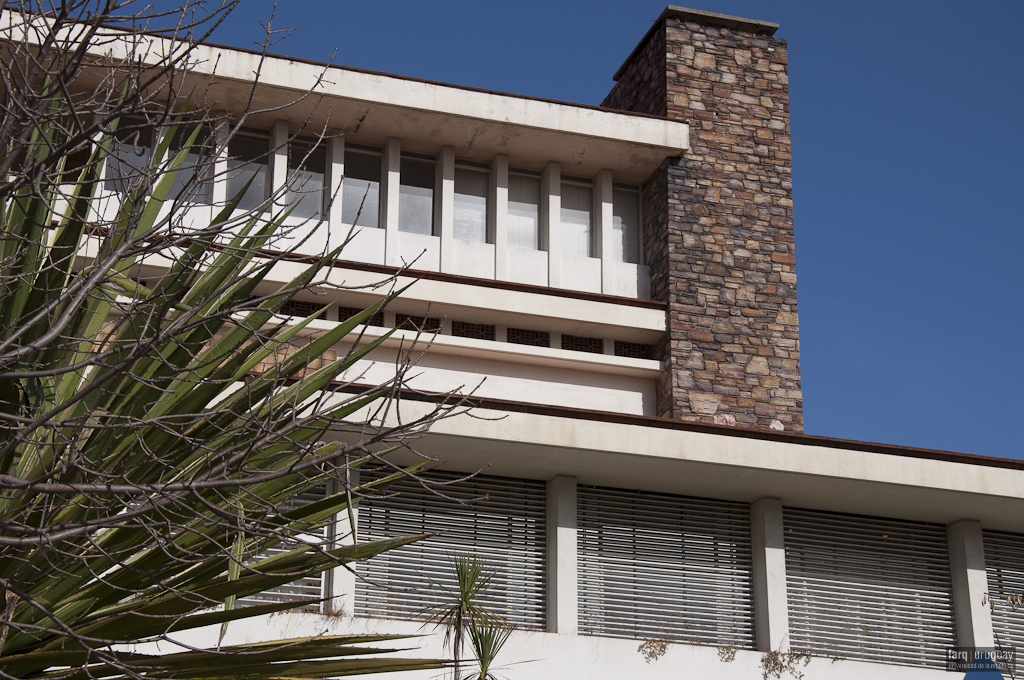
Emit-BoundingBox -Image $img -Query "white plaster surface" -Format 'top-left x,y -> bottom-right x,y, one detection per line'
202,612 -> 953,680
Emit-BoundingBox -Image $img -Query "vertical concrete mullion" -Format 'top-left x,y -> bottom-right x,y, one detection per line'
491,154 -> 509,281
211,117 -> 229,208
437,146 -> 456,273
381,138 -> 401,266
326,131 -> 345,228
751,498 -> 790,651
542,162 -> 561,288
269,121 -> 289,209
595,170 -> 614,294
547,475 -> 577,634
948,520 -> 995,648
326,470 -> 359,617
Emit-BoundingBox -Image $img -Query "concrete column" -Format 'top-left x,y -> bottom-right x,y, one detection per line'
751,498 -> 790,651
541,161 -> 560,288
326,132 -> 345,228
550,331 -> 562,351
326,471 -> 359,617
948,520 -> 995,648
436,146 -> 456,273
381,138 -> 401,266
211,117 -> 229,209
547,475 -> 577,634
595,169 -> 614,293
491,154 -> 509,280
269,121 -> 289,210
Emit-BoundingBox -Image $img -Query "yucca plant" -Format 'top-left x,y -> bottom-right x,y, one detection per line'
0,50 -> 454,680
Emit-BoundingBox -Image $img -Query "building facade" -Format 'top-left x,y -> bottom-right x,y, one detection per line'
89,6 -> 1024,679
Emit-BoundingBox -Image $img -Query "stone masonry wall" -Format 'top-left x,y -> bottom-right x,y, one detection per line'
602,12 -> 802,432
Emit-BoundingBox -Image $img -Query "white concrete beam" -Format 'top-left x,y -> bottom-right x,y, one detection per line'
547,475 -> 577,634
381,138 -> 401,267
595,170 -> 614,294
542,162 -> 560,289
326,131 -> 345,228
948,520 -> 995,648
437,146 -> 456,273
491,154 -> 509,281
751,498 -> 790,651
327,471 -> 359,617
212,117 -> 229,207
269,120 -> 289,209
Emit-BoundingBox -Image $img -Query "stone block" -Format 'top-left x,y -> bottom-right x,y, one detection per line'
745,356 -> 770,375
689,392 -> 723,415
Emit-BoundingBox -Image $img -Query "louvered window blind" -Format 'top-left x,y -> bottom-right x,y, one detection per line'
984,530 -> 1024,653
577,486 -> 755,647
784,508 -> 956,668
355,471 -> 546,629
239,486 -> 328,610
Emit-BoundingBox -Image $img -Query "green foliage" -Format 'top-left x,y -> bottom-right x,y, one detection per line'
0,106 -> 444,678
465,622 -> 513,680
424,553 -> 511,680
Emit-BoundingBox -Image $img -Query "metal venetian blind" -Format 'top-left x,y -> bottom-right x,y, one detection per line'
984,530 -> 1024,652
784,508 -> 956,668
577,485 -> 755,647
239,486 -> 328,610
355,471 -> 546,629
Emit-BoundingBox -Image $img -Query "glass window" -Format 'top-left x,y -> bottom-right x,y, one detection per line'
508,173 -> 540,250
560,181 -> 593,258
227,133 -> 269,212
285,140 -> 326,220
454,166 -> 488,242
612,188 -> 641,263
399,156 -> 435,235
341,149 -> 381,227
105,118 -> 152,194
167,125 -> 212,205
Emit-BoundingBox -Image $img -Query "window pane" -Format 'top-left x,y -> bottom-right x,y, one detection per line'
561,182 -> 592,258
227,134 -> 268,212
612,188 -> 640,263
168,126 -> 212,205
399,157 -> 435,235
508,174 -> 540,250
454,167 -> 488,242
105,120 -> 151,193
286,141 -> 326,220
342,150 -> 380,227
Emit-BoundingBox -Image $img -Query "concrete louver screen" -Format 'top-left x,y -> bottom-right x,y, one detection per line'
784,508 -> 956,668
577,486 -> 755,647
239,487 -> 329,609
983,530 -> 1024,653
355,471 -> 547,629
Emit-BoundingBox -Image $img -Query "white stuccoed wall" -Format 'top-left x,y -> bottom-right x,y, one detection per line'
199,613 -> 954,680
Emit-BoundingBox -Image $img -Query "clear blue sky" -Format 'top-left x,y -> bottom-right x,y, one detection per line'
167,0 -> 1024,459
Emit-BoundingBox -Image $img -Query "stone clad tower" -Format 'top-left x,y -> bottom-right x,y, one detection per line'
604,6 -> 801,432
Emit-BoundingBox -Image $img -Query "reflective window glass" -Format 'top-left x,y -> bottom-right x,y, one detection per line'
454,167 -> 488,242
508,173 -> 540,250
341,150 -> 381,227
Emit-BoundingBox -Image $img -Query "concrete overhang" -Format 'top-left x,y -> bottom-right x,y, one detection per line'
378,404 -> 1024,534
190,44 -> 689,184
0,10 -> 688,184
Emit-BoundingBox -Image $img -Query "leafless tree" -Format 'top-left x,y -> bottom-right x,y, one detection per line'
0,2 -> 459,677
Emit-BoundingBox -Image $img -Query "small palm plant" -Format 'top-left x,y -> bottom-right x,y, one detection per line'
425,553 -> 514,680
465,621 -> 514,680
